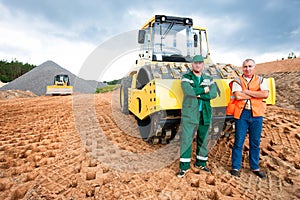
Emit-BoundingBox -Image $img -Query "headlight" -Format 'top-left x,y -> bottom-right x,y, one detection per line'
184,18 -> 192,25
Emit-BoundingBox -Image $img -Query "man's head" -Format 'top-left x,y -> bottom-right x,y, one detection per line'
242,58 -> 256,78
192,55 -> 204,74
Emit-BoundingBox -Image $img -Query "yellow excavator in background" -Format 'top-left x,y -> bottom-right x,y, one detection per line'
46,74 -> 73,95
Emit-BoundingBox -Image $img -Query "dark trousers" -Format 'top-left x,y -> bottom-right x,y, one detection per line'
232,109 -> 263,170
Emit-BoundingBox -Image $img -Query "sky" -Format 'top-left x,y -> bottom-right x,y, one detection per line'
0,0 -> 299,81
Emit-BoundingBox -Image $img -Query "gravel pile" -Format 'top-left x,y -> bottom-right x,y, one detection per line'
0,60 -> 106,96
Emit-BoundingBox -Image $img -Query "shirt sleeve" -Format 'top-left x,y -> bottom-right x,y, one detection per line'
260,79 -> 269,91
231,82 -> 242,93
181,76 -> 199,96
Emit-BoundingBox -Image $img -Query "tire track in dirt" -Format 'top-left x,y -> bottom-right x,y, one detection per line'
72,92 -> 181,173
1,93 -> 300,199
262,71 -> 300,111
209,106 -> 300,199
0,96 -> 77,199
93,92 -> 300,199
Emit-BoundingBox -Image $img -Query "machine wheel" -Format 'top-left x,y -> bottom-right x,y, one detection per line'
137,112 -> 180,144
138,113 -> 160,144
120,77 -> 132,114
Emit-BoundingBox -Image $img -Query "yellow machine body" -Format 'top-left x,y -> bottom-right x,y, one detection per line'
128,70 -> 276,120
46,74 -> 73,95
46,85 -> 73,95
120,15 -> 276,144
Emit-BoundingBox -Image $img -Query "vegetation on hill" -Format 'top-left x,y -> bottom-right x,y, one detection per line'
95,79 -> 121,93
103,79 -> 120,85
0,59 -> 36,83
95,84 -> 120,93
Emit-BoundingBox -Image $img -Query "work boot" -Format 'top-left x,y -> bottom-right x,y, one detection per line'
177,169 -> 190,178
252,170 -> 266,179
230,169 -> 240,177
194,164 -> 211,173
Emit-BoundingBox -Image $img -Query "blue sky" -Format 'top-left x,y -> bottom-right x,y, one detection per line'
0,0 -> 299,81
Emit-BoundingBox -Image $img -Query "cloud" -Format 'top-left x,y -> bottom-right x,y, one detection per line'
0,0 -> 299,81
290,27 -> 300,38
0,2 -> 95,74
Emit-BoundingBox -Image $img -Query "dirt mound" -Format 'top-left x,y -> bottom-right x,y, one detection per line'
0,60 -> 106,96
263,71 -> 300,110
249,57 -> 300,111
256,57 -> 300,74
0,90 -> 37,100
0,92 -> 299,199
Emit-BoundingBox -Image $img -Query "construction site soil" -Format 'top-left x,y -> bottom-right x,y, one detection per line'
0,58 -> 299,199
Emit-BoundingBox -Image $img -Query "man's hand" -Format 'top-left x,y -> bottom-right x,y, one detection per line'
204,86 -> 210,93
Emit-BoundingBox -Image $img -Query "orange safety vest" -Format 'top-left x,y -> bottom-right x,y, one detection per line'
226,75 -> 266,119
226,80 -> 238,116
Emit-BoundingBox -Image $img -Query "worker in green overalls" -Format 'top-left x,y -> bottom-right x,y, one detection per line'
177,55 -> 217,178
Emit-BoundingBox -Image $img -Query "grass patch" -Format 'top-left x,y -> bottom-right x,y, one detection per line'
95,84 -> 120,93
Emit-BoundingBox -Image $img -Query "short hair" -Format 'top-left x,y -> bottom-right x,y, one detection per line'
243,58 -> 255,66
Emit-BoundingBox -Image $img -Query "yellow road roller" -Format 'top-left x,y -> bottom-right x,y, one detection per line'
46,74 -> 73,95
120,15 -> 276,145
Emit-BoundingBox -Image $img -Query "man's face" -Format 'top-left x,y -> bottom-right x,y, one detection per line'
242,60 -> 255,78
192,62 -> 204,73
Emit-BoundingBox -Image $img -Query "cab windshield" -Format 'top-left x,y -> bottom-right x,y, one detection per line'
152,22 -> 193,62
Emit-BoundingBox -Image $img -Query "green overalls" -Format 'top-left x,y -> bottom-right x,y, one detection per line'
180,71 -> 217,170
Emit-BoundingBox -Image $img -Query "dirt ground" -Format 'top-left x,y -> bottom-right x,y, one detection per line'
0,90 -> 37,100
1,60 -> 300,199
256,58 -> 300,74
256,58 -> 300,111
